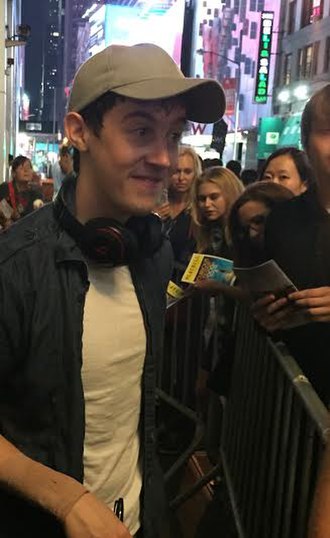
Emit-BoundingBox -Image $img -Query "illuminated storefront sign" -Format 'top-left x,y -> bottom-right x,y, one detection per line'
254,11 -> 274,104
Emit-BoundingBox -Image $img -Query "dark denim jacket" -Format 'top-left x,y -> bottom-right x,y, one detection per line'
0,200 -> 172,537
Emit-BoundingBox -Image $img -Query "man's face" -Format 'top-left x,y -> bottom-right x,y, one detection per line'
307,117 -> 330,184
79,98 -> 186,222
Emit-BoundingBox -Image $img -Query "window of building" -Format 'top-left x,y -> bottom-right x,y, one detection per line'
311,0 -> 323,21
288,1 -> 296,33
250,21 -> 258,39
283,54 -> 292,85
324,36 -> 330,73
244,57 -> 252,75
257,0 -> 265,11
239,94 -> 245,111
312,41 -> 320,75
301,0 -> 323,27
240,0 -> 247,19
297,44 -> 317,78
305,44 -> 313,77
243,19 -> 249,35
250,0 -> 257,10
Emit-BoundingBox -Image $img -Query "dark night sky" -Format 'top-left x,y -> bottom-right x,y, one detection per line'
22,0 -> 47,115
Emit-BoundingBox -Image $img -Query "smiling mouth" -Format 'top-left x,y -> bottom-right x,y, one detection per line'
133,175 -> 164,183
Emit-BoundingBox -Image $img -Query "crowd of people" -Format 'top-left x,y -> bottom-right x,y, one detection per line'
0,41 -> 329,538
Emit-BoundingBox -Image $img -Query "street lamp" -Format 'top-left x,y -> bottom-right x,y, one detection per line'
196,47 -> 241,159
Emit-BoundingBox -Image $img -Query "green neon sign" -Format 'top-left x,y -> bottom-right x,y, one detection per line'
254,11 -> 274,104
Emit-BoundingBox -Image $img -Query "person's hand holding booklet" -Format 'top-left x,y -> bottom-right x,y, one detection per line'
234,259 -> 310,331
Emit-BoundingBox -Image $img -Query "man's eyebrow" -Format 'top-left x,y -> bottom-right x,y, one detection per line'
122,111 -> 155,122
122,111 -> 188,127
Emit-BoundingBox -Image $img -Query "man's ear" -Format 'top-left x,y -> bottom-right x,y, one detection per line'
64,112 -> 90,152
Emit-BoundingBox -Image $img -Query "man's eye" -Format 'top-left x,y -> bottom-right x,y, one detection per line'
170,131 -> 183,142
135,128 -> 149,136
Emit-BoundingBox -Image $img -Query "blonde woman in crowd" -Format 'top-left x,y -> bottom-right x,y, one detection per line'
191,166 -> 244,257
157,146 -> 202,265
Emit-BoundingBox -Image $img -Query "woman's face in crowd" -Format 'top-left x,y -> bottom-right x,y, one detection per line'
238,200 -> 269,246
197,181 -> 226,222
13,160 -> 33,183
262,154 -> 307,196
170,153 -> 195,194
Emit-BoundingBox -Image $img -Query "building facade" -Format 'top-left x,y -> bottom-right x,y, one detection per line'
63,0 -> 96,93
186,0 -> 281,167
257,0 -> 330,160
0,0 -> 25,181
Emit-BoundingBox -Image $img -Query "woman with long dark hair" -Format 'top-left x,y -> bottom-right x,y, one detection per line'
229,181 -> 294,267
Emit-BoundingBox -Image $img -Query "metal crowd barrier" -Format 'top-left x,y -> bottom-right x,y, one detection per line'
156,283 -> 213,483
156,262 -> 218,486
157,276 -> 330,536
221,306 -> 330,538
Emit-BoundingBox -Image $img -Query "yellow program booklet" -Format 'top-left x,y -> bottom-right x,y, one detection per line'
166,280 -> 185,309
181,253 -> 235,285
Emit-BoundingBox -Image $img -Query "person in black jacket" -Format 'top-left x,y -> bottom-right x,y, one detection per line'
253,83 -> 330,405
0,44 -> 225,538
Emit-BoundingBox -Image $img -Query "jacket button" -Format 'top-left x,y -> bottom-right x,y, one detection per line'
25,230 -> 36,240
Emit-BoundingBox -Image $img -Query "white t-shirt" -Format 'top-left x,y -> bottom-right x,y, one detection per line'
82,264 -> 146,535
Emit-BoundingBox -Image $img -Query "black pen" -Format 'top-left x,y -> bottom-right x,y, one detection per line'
114,497 -> 124,522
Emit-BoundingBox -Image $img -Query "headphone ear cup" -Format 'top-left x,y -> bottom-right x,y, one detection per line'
84,218 -> 139,265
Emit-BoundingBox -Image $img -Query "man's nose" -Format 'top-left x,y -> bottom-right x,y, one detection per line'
147,141 -> 171,168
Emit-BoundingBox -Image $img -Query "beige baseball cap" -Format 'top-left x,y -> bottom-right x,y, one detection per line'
68,43 -> 225,124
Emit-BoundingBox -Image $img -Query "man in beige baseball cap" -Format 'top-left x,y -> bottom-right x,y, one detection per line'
0,44 -> 226,538
68,42 -> 225,122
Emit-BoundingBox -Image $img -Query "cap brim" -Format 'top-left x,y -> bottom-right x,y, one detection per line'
112,78 -> 225,124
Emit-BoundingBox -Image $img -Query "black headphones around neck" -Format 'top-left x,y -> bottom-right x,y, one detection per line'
54,178 -> 163,266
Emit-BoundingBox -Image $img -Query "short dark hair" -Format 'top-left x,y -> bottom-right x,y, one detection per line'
259,147 -> 314,188
72,91 -> 119,173
241,168 -> 258,186
11,155 -> 31,173
79,91 -> 119,137
226,159 -> 242,178
301,84 -> 330,150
